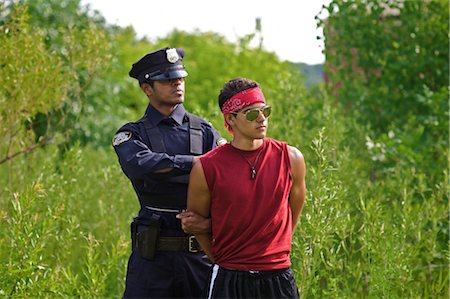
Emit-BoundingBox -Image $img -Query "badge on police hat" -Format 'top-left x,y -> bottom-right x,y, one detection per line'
166,48 -> 179,63
113,131 -> 132,146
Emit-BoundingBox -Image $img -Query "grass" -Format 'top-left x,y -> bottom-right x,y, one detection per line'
0,88 -> 448,298
0,144 -> 135,297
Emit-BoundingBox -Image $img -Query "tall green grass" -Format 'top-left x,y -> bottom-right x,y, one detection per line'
0,145 -> 135,297
0,86 -> 448,298
282,89 -> 449,298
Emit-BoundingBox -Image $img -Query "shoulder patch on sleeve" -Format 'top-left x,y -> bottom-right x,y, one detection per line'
112,131 -> 132,146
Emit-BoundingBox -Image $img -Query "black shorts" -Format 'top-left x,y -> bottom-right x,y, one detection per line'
205,265 -> 299,299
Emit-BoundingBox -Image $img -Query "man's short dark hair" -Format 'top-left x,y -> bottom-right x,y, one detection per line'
218,78 -> 259,112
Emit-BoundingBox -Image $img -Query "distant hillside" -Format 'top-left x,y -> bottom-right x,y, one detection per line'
292,62 -> 324,88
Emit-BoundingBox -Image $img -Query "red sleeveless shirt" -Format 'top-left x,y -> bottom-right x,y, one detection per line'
200,138 -> 293,271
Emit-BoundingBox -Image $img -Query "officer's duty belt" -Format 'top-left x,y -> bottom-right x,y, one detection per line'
157,235 -> 201,253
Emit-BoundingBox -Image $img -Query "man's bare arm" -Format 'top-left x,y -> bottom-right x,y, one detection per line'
186,160 -> 214,262
288,145 -> 306,232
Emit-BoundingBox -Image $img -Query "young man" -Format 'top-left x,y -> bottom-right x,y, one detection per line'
112,47 -> 222,298
187,77 -> 306,298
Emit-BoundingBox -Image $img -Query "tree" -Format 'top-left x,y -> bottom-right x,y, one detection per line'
0,0 -> 111,166
0,4 -> 67,164
319,0 -> 448,179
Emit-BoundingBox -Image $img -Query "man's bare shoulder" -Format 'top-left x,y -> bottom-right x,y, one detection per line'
287,145 -> 305,163
287,145 -> 306,182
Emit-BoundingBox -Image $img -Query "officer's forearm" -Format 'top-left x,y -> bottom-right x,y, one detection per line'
116,140 -> 195,178
153,155 -> 197,173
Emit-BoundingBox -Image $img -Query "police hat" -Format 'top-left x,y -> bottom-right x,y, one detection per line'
129,47 -> 188,83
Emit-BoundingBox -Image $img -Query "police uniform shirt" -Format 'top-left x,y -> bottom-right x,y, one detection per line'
113,103 -> 221,230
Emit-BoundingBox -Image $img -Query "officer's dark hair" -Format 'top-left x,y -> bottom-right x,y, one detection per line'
218,77 -> 259,112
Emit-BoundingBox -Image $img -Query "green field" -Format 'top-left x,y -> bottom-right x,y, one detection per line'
0,0 -> 448,298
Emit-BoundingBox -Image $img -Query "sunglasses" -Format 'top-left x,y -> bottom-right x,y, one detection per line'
231,105 -> 272,122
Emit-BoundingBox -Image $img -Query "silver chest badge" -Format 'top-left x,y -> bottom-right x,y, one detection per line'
166,48 -> 179,63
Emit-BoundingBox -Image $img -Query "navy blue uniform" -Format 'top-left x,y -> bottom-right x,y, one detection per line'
113,103 -> 220,298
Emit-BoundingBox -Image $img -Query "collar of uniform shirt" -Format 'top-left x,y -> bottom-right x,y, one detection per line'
146,103 -> 187,126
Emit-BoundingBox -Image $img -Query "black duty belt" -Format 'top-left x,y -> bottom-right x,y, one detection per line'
131,218 -> 202,258
157,235 -> 202,253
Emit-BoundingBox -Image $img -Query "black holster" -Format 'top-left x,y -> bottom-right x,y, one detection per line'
130,215 -> 160,260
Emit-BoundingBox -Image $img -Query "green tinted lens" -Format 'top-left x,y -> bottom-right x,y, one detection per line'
244,106 -> 272,121
262,106 -> 272,118
245,109 -> 260,121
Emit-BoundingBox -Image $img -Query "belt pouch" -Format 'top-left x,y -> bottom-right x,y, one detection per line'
130,221 -> 137,251
136,215 -> 160,260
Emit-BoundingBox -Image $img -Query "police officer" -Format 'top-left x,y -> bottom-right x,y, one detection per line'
112,47 -> 222,298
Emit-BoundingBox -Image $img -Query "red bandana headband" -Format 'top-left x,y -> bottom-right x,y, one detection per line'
221,87 -> 266,133
221,87 -> 266,115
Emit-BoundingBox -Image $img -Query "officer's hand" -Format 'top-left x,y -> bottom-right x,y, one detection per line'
176,210 -> 211,234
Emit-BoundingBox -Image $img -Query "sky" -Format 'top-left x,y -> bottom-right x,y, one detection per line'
80,0 -> 332,64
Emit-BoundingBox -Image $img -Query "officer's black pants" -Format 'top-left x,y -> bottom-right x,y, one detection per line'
123,249 -> 211,298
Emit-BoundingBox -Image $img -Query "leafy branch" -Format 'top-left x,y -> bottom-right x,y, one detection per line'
0,136 -> 53,165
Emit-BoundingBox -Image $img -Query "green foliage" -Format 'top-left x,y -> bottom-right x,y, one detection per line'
284,91 -> 448,298
0,4 -> 67,163
68,26 -> 152,147
0,145 -> 135,297
310,1 -> 449,297
1,83 -> 446,297
0,0 -> 111,167
1,0 -> 111,155
0,0 -> 448,298
318,0 -> 449,184
321,0 -> 448,133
